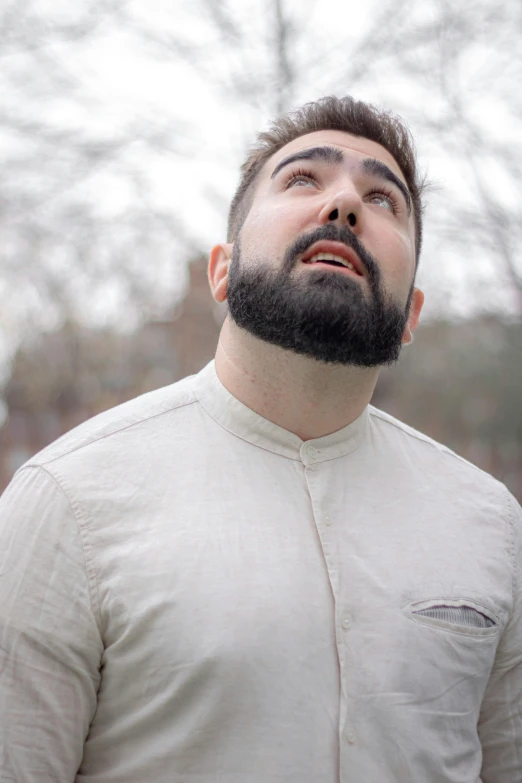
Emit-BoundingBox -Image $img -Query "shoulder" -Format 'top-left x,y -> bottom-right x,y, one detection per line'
23,372 -> 199,472
368,406 -> 522,563
368,404 -> 508,497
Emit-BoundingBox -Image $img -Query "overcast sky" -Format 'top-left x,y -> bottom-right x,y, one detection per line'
1,0 -> 521,374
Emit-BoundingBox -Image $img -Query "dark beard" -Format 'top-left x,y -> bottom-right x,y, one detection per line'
226,224 -> 412,367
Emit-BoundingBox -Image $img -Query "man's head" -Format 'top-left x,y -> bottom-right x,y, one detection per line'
227,95 -> 425,261
210,95 -> 425,368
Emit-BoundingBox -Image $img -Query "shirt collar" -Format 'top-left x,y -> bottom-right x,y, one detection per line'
192,360 -> 369,464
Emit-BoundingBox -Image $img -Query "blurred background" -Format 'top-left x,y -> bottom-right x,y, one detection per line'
0,0 -> 521,499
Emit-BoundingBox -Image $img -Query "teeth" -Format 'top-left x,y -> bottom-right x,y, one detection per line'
307,252 -> 355,270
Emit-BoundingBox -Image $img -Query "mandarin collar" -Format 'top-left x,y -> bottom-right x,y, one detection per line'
192,360 -> 369,464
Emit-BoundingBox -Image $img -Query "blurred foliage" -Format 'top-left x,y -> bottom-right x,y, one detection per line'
376,317 -> 522,449
0,0 -> 521,359
1,299 -> 520,499
0,0 -> 520,497
375,316 -> 522,498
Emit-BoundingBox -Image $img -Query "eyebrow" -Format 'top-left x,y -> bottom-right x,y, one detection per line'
270,145 -> 344,179
362,157 -> 411,214
270,144 -> 411,214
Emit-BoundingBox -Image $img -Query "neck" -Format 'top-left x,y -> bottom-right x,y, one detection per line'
214,317 -> 379,441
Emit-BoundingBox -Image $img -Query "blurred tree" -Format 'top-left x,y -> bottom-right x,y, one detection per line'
0,256 -> 220,487
0,0 -> 521,359
374,316 -> 522,501
2,299 -> 520,500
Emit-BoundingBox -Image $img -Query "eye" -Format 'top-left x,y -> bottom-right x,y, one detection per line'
284,168 -> 318,189
366,189 -> 400,213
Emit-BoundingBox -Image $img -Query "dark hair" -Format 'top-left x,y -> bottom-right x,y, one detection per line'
227,95 -> 426,262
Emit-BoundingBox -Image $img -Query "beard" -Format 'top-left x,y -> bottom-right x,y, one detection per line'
226,223 -> 413,368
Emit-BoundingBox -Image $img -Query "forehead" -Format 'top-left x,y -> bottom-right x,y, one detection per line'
263,129 -> 406,182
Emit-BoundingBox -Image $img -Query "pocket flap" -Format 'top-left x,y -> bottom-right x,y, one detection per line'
404,598 -> 499,637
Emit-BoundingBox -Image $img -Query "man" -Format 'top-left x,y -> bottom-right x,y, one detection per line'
0,96 -> 520,782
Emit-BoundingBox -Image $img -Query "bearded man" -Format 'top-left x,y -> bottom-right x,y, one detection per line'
0,96 -> 520,783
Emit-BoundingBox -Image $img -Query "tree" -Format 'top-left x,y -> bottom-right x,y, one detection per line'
0,0 -> 521,368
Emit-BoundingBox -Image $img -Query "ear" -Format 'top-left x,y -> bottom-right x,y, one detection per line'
208,243 -> 233,303
402,287 -> 424,345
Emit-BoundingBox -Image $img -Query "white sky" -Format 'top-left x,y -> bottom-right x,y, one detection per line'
1,0 -> 521,370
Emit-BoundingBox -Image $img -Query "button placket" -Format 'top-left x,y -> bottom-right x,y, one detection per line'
306,444 -> 319,460
344,727 -> 356,744
341,613 -> 352,630
303,458 -> 355,757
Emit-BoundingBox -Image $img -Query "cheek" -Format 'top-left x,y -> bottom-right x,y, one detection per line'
242,202 -> 311,253
239,214 -> 282,265
371,227 -> 416,289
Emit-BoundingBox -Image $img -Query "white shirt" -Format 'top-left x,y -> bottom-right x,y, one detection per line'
0,360 -> 521,783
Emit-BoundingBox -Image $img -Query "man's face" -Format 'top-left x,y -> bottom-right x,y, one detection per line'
222,129 -> 422,367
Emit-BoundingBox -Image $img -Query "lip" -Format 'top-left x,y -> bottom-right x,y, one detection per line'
299,240 -> 365,277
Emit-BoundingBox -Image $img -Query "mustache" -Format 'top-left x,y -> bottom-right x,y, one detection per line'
282,224 -> 381,289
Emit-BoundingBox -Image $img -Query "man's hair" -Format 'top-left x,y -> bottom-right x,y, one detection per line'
227,95 -> 426,262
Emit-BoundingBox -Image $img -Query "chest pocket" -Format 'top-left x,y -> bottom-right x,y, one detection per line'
404,597 -> 500,638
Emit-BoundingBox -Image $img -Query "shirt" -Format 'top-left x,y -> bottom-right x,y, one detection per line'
0,359 -> 521,783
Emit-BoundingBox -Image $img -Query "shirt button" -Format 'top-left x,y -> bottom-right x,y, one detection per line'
342,613 -> 352,630
324,515 -> 332,526
344,728 -> 356,744
306,445 -> 318,459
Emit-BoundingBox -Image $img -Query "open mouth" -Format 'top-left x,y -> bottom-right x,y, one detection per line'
302,252 -> 363,276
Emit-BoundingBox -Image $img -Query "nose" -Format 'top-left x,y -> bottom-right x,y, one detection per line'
319,186 -> 362,231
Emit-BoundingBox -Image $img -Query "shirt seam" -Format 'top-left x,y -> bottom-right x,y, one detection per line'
369,406 -> 449,450
369,407 -> 503,482
506,493 -> 518,613
196,399 -> 302,462
31,396 -> 199,470
25,464 -> 104,637
196,390 -> 365,462
309,449 -> 362,465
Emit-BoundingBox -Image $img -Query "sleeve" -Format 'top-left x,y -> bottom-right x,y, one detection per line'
0,466 -> 103,782
478,491 -> 522,782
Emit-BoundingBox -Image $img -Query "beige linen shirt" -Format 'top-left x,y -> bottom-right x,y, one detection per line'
0,360 -> 521,782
